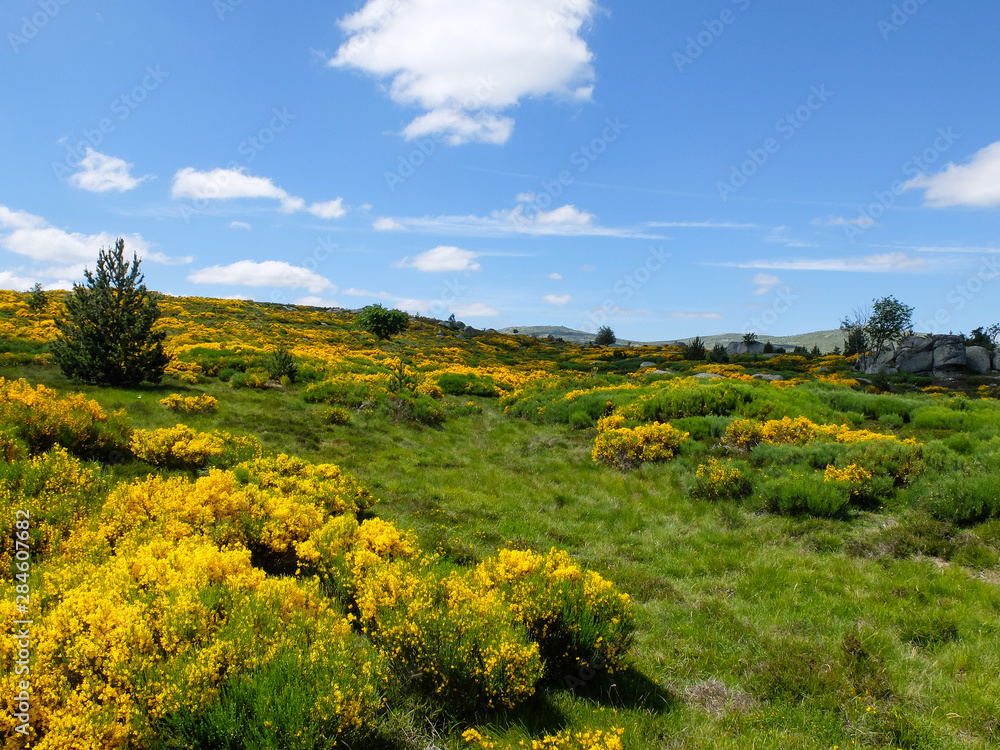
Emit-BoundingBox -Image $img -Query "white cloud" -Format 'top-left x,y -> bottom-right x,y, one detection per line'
752,273 -> 781,295
171,167 -> 346,218
329,0 -> 597,145
308,199 -> 346,219
0,205 -> 187,275
670,312 -> 724,320
68,149 -> 152,193
373,217 -> 405,231
547,272 -> 563,280
903,141 -> 1000,207
451,302 -> 499,318
230,221 -> 252,230
647,221 -> 765,229
396,245 -> 481,272
187,260 -> 336,293
720,253 -> 927,273
294,296 -> 340,307
376,197 -> 661,239
0,270 -> 37,291
543,294 -> 571,306
811,216 -> 876,228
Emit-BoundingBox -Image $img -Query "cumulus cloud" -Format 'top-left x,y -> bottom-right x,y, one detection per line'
230,221 -> 252,230
395,245 -> 481,272
187,260 -> 335,294
171,168 -> 347,219
373,217 -> 405,231
375,197 -> 661,239
68,149 -> 152,193
903,141 -> 1000,207
294,296 -> 340,307
547,272 -> 563,280
308,199 -> 346,219
543,294 -> 571,306
0,205 -> 187,278
329,0 -> 597,145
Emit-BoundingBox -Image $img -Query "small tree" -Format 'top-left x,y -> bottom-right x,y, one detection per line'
763,341 -> 774,354
595,326 -> 616,346
265,344 -> 298,383
52,239 -> 169,386
682,336 -> 707,361
25,282 -> 48,313
841,296 -> 914,370
968,325 -> 1000,351
742,331 -> 758,345
709,343 -> 730,363
356,304 -> 410,340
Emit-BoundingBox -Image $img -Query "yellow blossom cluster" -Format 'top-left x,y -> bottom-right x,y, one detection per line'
592,422 -> 689,470
724,416 -> 914,451
159,392 -> 219,414
129,425 -> 226,469
692,459 -> 750,502
463,726 -> 625,750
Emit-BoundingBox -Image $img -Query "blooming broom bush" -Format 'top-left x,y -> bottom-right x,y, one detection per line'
129,425 -> 225,469
463,726 -> 625,750
159,392 -> 219,414
691,458 -> 752,502
592,422 -> 689,470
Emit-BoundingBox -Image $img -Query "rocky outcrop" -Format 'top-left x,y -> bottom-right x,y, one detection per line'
966,346 -> 993,374
859,335 -> 999,376
727,341 -> 765,355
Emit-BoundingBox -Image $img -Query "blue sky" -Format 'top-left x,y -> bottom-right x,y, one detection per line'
2,0 -> 999,341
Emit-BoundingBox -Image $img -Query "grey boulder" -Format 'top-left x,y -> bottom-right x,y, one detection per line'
896,349 -> 934,374
934,340 -> 967,370
966,346 -> 993,374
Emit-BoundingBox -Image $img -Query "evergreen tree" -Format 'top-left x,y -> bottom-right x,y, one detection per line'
52,239 -> 169,386
25,282 -> 48,313
595,326 -> 616,346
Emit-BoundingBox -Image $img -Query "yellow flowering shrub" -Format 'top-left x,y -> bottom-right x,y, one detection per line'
760,416 -> 820,445
159,392 -> 219,414
470,549 -> 634,673
592,422 -> 689,470
691,459 -> 752,501
596,414 -> 626,432
0,377 -> 129,459
463,727 -> 625,750
164,358 -> 202,384
130,425 -> 225,469
824,463 -> 875,502
725,417 -> 913,451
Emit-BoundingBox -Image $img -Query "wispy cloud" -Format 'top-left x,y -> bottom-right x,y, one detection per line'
713,252 -> 927,273
374,197 -> 662,239
543,294 -> 572,306
646,220 -> 766,229
811,216 -> 876,228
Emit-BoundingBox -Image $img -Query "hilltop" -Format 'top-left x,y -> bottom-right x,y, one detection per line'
500,325 -> 848,352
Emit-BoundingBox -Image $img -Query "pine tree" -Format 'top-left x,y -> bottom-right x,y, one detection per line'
52,239 -> 169,386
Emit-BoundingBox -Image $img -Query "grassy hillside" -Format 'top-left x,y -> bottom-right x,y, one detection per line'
3,289 -> 1000,750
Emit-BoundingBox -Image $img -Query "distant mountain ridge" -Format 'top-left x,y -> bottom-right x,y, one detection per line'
499,326 -> 850,353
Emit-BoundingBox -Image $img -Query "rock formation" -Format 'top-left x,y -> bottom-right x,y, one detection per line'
856,335 -> 999,377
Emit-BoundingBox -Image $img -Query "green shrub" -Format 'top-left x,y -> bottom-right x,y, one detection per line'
755,472 -> 851,518
217,367 -> 239,382
920,472 -> 1000,524
437,372 -> 499,397
878,412 -> 904,430
264,345 -> 298,383
323,407 -> 352,426
690,459 -> 752,502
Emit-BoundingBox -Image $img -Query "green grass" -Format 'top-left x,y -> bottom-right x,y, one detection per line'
10,363 -> 1000,749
